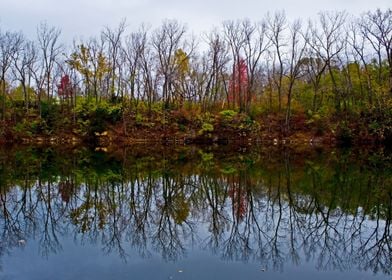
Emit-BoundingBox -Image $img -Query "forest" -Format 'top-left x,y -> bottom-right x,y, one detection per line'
0,9 -> 391,146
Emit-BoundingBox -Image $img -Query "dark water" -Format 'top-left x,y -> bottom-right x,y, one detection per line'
0,145 -> 391,280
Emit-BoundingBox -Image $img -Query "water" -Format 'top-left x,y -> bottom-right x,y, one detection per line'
0,145 -> 390,279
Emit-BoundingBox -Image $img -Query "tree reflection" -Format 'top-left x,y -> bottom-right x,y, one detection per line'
0,146 -> 390,274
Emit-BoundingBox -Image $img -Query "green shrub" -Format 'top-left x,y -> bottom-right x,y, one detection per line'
199,122 -> 214,136
219,110 -> 237,120
336,123 -> 353,146
219,110 -> 238,128
75,99 -> 123,136
13,118 -> 49,136
135,113 -> 145,126
306,111 -> 328,135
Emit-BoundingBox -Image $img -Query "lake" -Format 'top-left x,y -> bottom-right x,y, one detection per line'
0,145 -> 390,280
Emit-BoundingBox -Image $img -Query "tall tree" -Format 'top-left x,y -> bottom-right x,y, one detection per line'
266,11 -> 287,113
285,20 -> 307,131
12,39 -> 37,113
152,20 -> 187,108
242,19 -> 270,112
102,19 -> 126,101
223,20 -> 246,111
359,9 -> 392,100
202,29 -> 229,111
308,11 -> 347,112
36,23 -> 62,102
0,30 -> 23,120
228,58 -> 248,108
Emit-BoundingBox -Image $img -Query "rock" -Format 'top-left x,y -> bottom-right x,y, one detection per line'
18,239 -> 26,245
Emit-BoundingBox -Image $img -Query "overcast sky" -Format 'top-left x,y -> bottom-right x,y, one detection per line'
0,0 -> 390,43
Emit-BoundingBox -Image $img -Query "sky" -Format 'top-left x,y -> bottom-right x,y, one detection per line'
0,0 -> 390,43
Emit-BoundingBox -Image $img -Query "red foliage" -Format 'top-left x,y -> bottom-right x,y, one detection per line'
58,181 -> 73,203
57,75 -> 73,98
228,184 -> 247,221
228,59 -> 248,106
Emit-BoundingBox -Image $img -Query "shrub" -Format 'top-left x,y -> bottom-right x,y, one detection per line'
13,118 -> 49,136
219,109 -> 237,120
199,122 -> 214,136
336,123 -> 353,146
135,113 -> 145,126
306,111 -> 328,135
75,99 -> 123,136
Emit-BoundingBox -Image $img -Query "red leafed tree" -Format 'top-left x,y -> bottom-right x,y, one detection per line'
58,180 -> 73,204
57,74 -> 73,98
228,183 -> 247,221
228,58 -> 248,110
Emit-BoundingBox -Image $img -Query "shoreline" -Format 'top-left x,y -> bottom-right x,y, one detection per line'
1,127 -> 386,148
1,109 -> 389,148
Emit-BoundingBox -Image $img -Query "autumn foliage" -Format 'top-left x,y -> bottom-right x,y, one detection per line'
57,75 -> 73,98
228,59 -> 248,109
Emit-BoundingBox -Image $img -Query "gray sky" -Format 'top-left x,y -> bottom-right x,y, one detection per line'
0,0 -> 390,43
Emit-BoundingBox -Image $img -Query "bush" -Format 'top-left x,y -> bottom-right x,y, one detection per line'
171,108 -> 192,125
13,118 -> 49,136
306,111 -> 328,136
219,110 -> 237,120
75,99 -> 123,136
135,113 -> 145,126
199,122 -> 214,136
336,123 -> 353,146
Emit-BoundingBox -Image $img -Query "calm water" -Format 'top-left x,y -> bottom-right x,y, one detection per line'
0,145 -> 391,280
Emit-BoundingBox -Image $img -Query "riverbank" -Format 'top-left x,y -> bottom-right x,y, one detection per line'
1,108 -> 389,148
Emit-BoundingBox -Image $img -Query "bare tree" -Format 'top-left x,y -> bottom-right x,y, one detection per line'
285,20 -> 307,131
223,20 -> 247,111
359,9 -> 392,98
266,11 -> 287,114
12,39 -> 37,113
152,20 -> 187,108
139,33 -> 158,114
308,11 -> 347,112
36,22 -> 62,102
242,19 -> 270,112
0,30 -> 23,120
347,22 -> 374,106
123,28 -> 148,105
102,19 -> 126,101
201,29 -> 229,111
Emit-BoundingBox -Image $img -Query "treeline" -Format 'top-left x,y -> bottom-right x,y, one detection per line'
0,9 -> 391,143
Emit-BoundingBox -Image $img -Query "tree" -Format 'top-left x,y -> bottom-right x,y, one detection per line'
68,44 -> 92,97
347,23 -> 374,106
359,9 -> 392,100
0,30 -> 23,120
102,20 -> 126,101
152,20 -> 187,108
57,74 -> 73,98
285,20 -> 307,131
201,29 -> 229,111
242,19 -> 270,112
228,58 -> 248,108
68,40 -> 110,102
12,39 -> 37,113
36,22 -> 62,102
172,48 -> 191,106
223,20 -> 246,111
308,11 -> 347,112
123,28 -> 148,106
266,11 -> 287,114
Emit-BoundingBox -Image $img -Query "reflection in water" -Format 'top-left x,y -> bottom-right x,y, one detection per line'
0,146 -> 391,275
